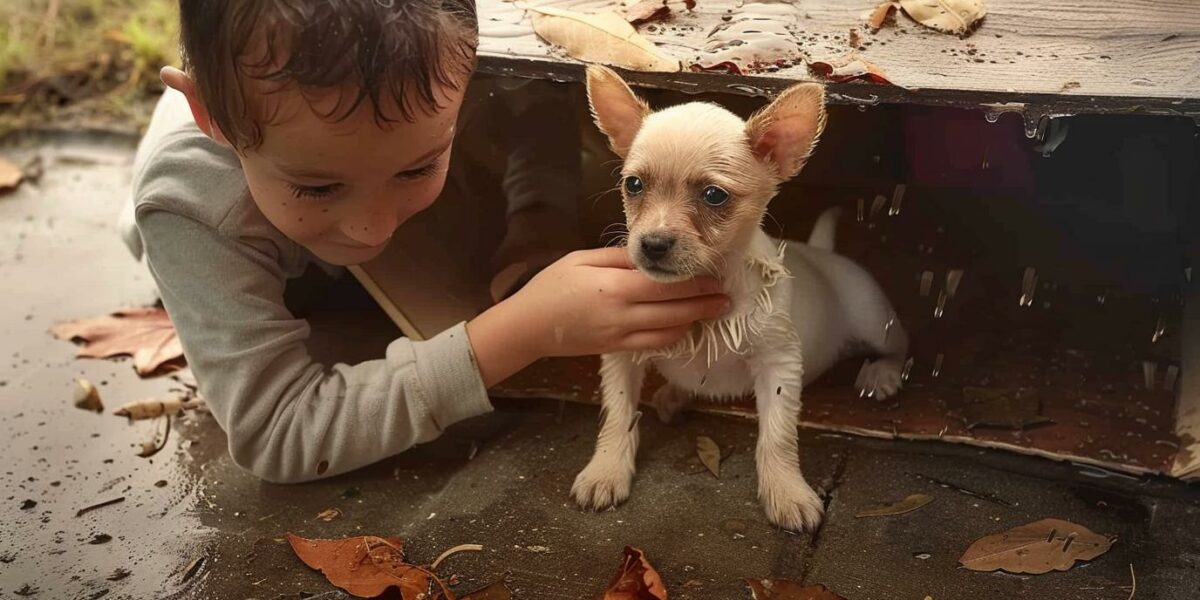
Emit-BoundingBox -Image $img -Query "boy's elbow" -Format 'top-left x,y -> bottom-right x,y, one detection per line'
225,427 -> 321,484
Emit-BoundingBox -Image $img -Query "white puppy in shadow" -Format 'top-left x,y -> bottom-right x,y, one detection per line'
571,66 -> 909,531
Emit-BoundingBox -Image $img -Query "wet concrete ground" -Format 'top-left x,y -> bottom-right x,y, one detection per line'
2,133 -> 1200,600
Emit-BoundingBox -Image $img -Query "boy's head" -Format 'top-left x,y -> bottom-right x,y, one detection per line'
166,0 -> 478,265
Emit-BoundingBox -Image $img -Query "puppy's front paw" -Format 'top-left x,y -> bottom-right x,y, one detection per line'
759,476 -> 824,532
855,358 -> 904,400
571,456 -> 634,511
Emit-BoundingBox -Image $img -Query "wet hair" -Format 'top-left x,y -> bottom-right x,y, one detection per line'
178,0 -> 479,149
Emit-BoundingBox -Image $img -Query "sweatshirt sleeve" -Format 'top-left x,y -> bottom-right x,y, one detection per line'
137,209 -> 493,483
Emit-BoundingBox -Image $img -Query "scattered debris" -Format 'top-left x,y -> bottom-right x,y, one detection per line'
14,584 -> 39,597
340,487 -> 361,500
809,52 -> 894,85
114,396 -> 204,421
73,378 -> 104,413
961,387 -> 1051,430
136,416 -> 171,458
462,577 -> 514,599
106,568 -> 131,582
89,534 -> 112,545
745,579 -> 847,599
855,493 -> 933,517
913,474 -> 1013,507
180,555 -> 206,583
0,157 -> 24,192
696,436 -> 722,478
51,308 -> 185,377
866,2 -> 898,32
603,546 -> 667,600
20,499 -> 37,510
430,543 -> 484,570
75,496 -> 125,517
848,28 -> 862,48
898,0 -> 986,36
530,7 -> 681,73
286,533 -> 454,598
315,508 -> 343,523
1126,563 -> 1137,600
693,2 -> 804,75
624,0 -> 670,26
959,518 -> 1115,574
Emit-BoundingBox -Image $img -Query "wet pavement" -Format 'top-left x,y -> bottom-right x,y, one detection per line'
3,132 -> 1200,600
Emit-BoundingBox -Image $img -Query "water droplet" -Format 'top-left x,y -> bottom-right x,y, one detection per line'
884,316 -> 896,342
1096,292 -> 1107,305
984,112 -> 1000,123
1142,361 -> 1158,390
888,184 -> 905,216
932,354 -> 944,378
1152,315 -> 1166,343
1186,267 -> 1193,283
934,290 -> 948,318
919,271 -> 934,298
870,194 -> 887,219
945,269 -> 964,299
901,357 -> 914,382
1165,365 -> 1180,392
1020,267 -> 1038,307
856,197 -> 865,222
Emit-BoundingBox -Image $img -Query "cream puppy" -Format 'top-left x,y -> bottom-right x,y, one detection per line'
571,66 -> 909,531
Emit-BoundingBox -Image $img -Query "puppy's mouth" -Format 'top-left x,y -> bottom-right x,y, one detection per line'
632,257 -> 690,283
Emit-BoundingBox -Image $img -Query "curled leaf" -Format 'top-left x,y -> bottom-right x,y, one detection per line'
531,7 -> 680,72
114,396 -> 204,421
73,379 -> 103,413
855,493 -> 933,517
696,436 -> 721,478
809,52 -> 894,85
624,0 -> 670,26
959,518 -> 1115,574
898,0 -> 986,36
286,533 -> 453,598
866,2 -> 898,32
604,546 -> 667,600
315,507 -> 343,522
51,308 -> 185,377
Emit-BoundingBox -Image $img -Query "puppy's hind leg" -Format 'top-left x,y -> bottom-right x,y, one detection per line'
848,274 -> 909,400
572,353 -> 645,511
651,382 -> 692,424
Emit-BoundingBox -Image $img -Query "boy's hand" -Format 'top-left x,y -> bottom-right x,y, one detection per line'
467,247 -> 729,387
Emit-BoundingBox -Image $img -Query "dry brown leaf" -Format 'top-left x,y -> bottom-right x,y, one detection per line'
462,578 -> 513,599
51,308 -> 185,377
315,507 -> 343,522
136,416 -> 171,458
286,533 -> 454,599
73,378 -> 103,413
696,436 -> 721,478
855,493 -> 933,517
959,518 -> 1115,574
604,546 -> 667,600
531,7 -> 680,73
745,579 -> 847,600
0,157 -> 23,192
624,0 -> 670,26
809,52 -> 894,85
867,2 -> 898,32
898,0 -> 986,35
113,396 -> 203,420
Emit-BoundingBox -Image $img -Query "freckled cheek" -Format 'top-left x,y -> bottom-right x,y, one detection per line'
244,178 -> 329,243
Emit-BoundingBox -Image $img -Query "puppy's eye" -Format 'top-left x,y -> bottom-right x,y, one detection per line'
702,185 -> 730,207
623,176 -> 644,196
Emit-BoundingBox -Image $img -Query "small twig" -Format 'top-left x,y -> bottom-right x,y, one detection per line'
429,543 -> 483,571
180,555 -> 206,583
75,496 -> 125,517
1127,563 -> 1137,600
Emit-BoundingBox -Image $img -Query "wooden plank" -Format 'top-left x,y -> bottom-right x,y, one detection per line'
478,0 -> 1200,122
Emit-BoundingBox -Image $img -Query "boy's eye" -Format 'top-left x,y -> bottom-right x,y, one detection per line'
289,183 -> 342,199
701,185 -> 730,207
623,176 -> 644,196
396,162 -> 441,180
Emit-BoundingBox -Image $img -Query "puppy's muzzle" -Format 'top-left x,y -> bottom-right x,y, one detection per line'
639,232 -> 676,262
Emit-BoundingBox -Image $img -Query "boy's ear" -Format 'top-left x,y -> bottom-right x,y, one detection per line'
585,65 -> 650,158
160,66 -> 230,146
745,83 -> 827,179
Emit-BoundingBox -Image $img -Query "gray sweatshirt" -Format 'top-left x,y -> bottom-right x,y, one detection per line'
120,90 -> 493,483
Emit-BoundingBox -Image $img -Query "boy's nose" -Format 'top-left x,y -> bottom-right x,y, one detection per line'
342,213 -> 398,248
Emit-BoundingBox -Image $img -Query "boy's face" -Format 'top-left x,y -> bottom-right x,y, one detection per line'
234,83 -> 466,266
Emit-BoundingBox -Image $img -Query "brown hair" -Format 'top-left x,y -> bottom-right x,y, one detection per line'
179,0 -> 479,149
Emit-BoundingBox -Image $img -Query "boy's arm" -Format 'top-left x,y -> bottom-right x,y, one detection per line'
139,210 -> 492,483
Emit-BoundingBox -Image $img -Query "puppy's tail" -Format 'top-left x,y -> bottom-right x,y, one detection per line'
807,206 -> 842,251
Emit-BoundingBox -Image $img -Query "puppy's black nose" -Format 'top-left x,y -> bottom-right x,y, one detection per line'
640,233 -> 675,261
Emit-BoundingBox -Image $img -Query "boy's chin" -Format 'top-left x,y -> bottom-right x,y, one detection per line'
308,241 -> 389,266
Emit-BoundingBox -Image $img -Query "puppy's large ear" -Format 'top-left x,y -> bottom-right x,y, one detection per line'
745,83 -> 827,179
586,65 -> 650,158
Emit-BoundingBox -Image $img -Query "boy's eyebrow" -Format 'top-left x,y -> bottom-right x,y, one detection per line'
276,138 -> 454,181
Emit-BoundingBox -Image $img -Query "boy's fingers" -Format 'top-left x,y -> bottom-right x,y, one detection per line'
628,296 -> 729,330
567,247 -> 635,269
619,325 -> 692,352
611,270 -> 724,301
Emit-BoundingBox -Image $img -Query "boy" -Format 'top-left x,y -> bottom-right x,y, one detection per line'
118,0 -> 728,483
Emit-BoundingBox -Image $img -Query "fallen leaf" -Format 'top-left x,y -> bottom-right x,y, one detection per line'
855,493 -> 934,517
604,546 -> 667,600
624,0 -> 670,26
51,308 -> 185,377
531,7 -> 681,72
73,379 -> 104,413
959,518 -> 1115,574
867,1 -> 898,31
0,157 -> 22,192
136,417 -> 171,458
113,396 -> 203,421
696,436 -> 721,478
961,387 -> 1050,430
315,508 -> 343,522
745,579 -> 847,599
462,578 -> 513,600
286,533 -> 452,599
809,52 -> 894,85
692,2 -> 804,75
898,0 -> 986,36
